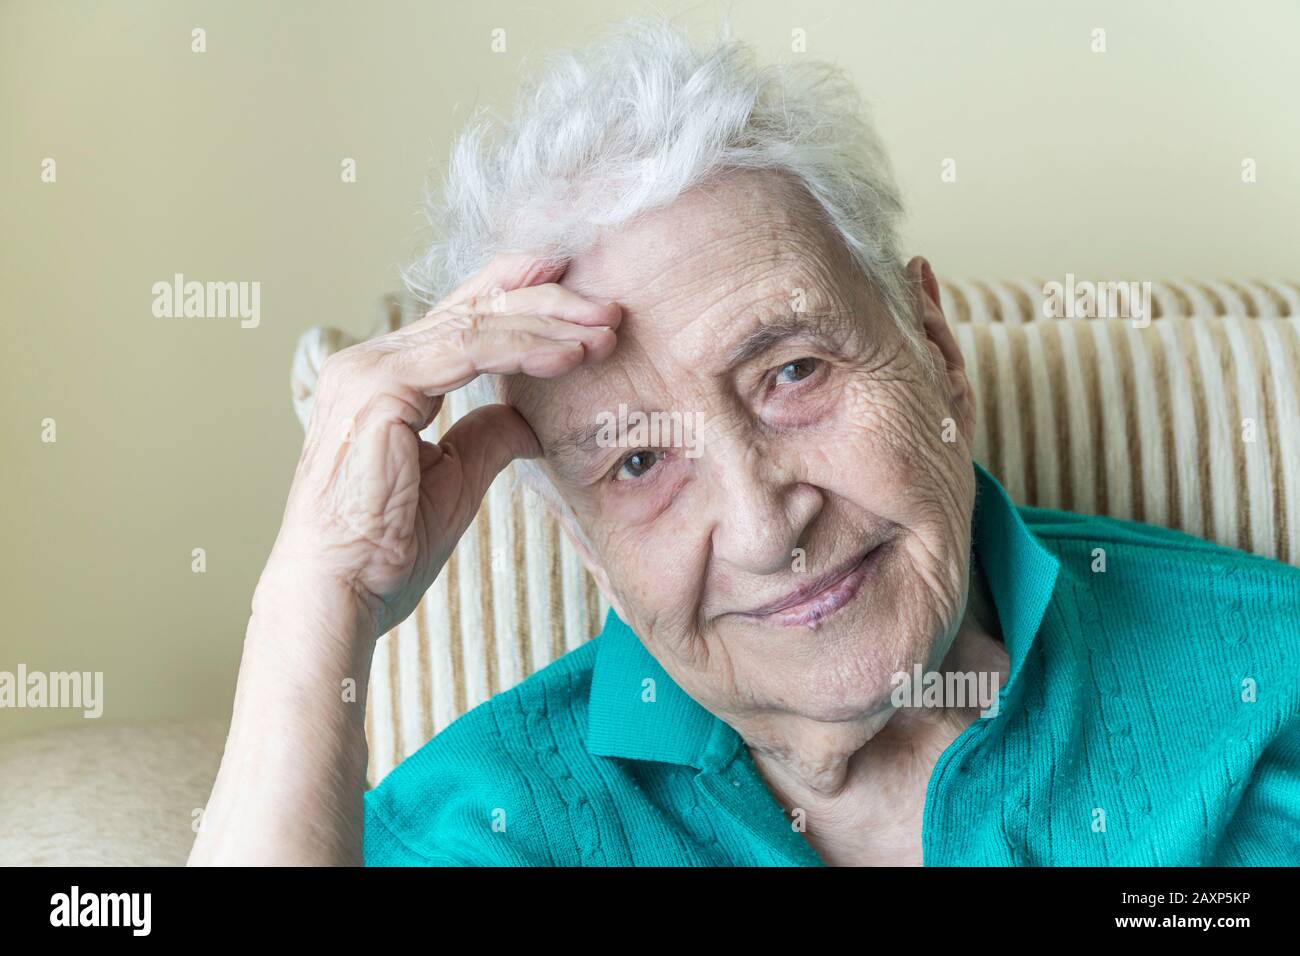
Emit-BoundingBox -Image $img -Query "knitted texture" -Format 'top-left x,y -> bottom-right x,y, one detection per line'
364,464 -> 1300,865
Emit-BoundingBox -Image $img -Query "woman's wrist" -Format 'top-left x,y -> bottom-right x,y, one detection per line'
241,561 -> 383,739
189,560 -> 378,866
249,558 -> 381,664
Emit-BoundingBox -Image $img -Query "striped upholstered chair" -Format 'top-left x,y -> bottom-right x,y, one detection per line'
291,279 -> 1300,785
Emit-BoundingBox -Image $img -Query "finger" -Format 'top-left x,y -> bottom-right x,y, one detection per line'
437,404 -> 544,506
323,313 -> 615,434
415,283 -> 621,339
432,253 -> 569,313
348,322 -> 604,403
410,311 -> 618,360
375,305 -> 617,378
449,282 -> 623,329
416,392 -> 445,433
421,329 -> 608,391
423,310 -> 621,354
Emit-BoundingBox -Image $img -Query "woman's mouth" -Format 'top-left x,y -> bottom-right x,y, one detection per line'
739,539 -> 890,630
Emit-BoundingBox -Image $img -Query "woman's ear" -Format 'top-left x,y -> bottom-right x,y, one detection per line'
906,256 -> 976,440
553,508 -> 628,624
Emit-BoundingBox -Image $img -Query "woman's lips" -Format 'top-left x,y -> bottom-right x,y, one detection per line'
741,540 -> 889,630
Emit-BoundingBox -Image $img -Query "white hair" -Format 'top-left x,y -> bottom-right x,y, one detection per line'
403,16 -> 918,528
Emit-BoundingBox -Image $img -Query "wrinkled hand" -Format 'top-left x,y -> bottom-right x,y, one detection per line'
264,254 -> 621,636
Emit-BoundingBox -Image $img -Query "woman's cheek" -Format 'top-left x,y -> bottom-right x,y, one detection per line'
595,465 -> 701,573
609,531 -> 710,650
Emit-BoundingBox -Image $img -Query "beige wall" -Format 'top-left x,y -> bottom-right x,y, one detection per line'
2,0 -> 1297,739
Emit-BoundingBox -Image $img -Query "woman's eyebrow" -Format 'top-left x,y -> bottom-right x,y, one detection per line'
547,401 -> 694,478
723,311 -> 855,369
546,419 -> 605,464
546,411 -> 648,478
545,312 -> 856,469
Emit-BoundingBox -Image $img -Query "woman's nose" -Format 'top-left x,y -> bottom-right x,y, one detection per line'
705,436 -> 824,574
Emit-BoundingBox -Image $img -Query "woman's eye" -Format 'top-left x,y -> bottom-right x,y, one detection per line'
776,357 -> 820,385
614,450 -> 659,481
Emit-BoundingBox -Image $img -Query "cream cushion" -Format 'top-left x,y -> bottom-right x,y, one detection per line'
290,279 -> 1300,785
0,720 -> 226,865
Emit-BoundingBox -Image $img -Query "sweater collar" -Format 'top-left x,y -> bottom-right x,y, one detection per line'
585,461 -> 1061,769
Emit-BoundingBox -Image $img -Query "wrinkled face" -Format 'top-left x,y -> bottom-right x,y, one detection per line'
508,169 -> 976,733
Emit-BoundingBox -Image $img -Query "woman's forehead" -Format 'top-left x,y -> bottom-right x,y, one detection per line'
507,172 -> 868,446
560,168 -> 843,298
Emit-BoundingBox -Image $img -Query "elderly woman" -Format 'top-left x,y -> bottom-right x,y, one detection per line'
190,20 -> 1300,867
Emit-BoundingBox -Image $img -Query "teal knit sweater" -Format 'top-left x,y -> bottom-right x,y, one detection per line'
364,463 -> 1300,865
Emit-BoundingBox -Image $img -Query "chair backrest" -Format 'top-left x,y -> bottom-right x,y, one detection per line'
290,279 -> 1300,785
